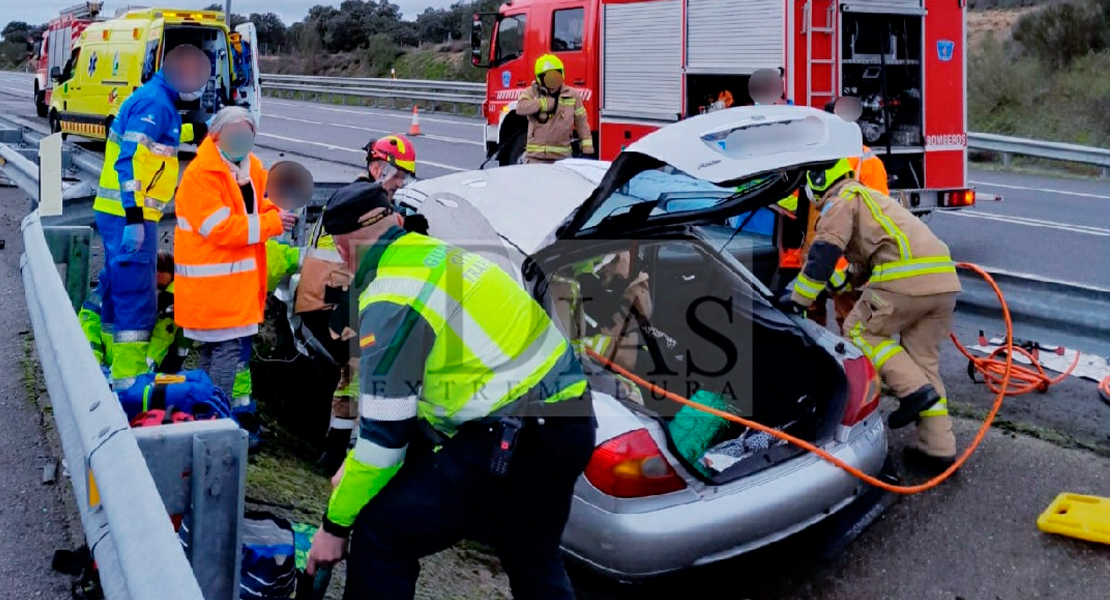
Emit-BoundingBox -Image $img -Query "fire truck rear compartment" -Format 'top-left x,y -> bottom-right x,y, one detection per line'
840,11 -> 925,189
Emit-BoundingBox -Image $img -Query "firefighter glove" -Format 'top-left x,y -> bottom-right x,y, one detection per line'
776,291 -> 806,315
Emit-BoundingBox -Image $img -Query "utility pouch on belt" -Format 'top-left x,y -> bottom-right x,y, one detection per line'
489,417 -> 523,477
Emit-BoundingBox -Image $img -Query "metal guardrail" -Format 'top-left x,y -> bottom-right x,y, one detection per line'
260,73 -> 484,111
967,133 -> 1110,177
10,137 -> 249,600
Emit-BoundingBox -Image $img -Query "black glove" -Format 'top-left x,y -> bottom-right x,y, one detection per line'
403,213 -> 429,235
777,291 -> 806,315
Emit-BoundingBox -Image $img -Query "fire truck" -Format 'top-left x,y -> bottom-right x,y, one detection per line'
471,0 -> 975,213
34,2 -> 104,119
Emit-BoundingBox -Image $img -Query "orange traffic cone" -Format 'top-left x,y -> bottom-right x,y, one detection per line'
409,105 -> 422,136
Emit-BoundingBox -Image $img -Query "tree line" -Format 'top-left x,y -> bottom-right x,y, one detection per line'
1,0 -> 501,64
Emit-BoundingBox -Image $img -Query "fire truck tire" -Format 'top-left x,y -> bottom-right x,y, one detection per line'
498,129 -> 526,167
35,85 -> 48,119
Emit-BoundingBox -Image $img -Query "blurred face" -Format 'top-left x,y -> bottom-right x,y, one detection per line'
369,161 -> 412,194
541,69 -> 564,90
215,121 -> 256,162
165,49 -> 210,95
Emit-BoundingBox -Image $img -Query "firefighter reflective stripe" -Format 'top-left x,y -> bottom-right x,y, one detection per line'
869,256 -> 957,284
582,334 -> 613,356
526,144 -> 572,155
829,268 -> 848,290
793,273 -> 825,300
849,322 -> 905,370
198,207 -> 231,237
560,98 -> 577,106
538,97 -> 549,112
329,417 -> 356,430
175,258 -> 258,278
920,397 -> 949,418
844,185 -> 911,260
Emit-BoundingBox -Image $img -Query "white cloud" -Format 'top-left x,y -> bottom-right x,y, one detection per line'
13,0 -> 457,28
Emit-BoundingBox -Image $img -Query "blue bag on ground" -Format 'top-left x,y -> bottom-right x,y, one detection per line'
179,510 -> 297,599
116,369 -> 233,421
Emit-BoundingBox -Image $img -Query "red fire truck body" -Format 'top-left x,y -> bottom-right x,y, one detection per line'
33,2 -> 103,118
473,0 -> 974,213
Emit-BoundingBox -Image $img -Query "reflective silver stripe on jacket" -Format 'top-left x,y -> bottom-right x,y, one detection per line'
247,214 -> 261,245
198,207 -> 231,237
177,216 -> 193,231
176,258 -> 258,278
109,129 -> 179,157
114,329 -> 152,343
95,187 -> 170,211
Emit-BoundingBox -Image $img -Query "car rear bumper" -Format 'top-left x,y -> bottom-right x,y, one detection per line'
561,415 -> 887,580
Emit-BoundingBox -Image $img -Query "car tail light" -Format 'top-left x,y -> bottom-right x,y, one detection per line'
945,189 -> 975,207
584,429 -> 687,498
842,356 -> 881,426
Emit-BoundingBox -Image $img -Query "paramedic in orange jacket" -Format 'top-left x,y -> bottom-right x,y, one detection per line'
173,106 -> 296,437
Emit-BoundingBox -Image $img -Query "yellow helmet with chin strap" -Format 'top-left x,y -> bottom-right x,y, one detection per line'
535,54 -> 565,81
806,158 -> 855,195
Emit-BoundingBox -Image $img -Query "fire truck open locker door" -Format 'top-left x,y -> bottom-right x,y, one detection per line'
684,0 -> 784,116
598,0 -> 683,160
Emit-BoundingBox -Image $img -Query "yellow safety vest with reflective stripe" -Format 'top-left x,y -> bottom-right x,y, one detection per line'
357,231 -> 587,435
94,128 -> 180,222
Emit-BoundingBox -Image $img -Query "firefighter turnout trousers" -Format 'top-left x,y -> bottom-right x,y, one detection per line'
843,289 -> 958,458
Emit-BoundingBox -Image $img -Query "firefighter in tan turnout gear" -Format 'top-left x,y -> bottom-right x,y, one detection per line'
516,54 -> 594,163
781,158 -> 961,471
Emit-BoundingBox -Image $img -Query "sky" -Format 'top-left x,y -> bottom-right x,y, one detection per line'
12,0 -> 457,28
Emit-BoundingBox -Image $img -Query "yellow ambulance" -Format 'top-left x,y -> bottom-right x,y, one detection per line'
46,7 -> 260,142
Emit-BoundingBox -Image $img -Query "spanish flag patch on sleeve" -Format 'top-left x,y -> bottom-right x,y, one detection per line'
360,334 -> 376,348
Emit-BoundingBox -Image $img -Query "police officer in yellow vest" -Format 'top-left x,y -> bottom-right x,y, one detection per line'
91,44 -> 210,390
305,188 -> 596,599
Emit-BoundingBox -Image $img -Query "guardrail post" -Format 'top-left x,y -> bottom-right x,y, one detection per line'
134,420 -> 248,600
1101,166 -> 1108,179
42,225 -> 91,312
1001,152 -> 1012,169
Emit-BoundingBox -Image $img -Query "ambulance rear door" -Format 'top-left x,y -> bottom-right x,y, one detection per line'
233,22 -> 262,129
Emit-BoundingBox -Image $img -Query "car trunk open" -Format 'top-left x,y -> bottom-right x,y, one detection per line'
540,235 -> 848,487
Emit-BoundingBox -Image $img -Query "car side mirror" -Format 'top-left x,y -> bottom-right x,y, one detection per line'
51,66 -> 63,82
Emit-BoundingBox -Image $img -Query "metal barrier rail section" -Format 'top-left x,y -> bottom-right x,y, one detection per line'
9,134 -> 250,599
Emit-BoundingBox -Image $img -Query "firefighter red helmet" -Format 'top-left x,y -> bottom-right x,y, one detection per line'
365,135 -> 417,177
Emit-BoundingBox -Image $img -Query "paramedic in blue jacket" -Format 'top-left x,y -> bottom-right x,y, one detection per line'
91,43 -> 211,391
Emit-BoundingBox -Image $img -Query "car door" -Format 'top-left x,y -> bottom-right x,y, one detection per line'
55,46 -> 85,116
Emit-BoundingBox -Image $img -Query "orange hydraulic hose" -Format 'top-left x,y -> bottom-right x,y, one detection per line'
953,334 -> 1079,395
585,262 -> 1013,495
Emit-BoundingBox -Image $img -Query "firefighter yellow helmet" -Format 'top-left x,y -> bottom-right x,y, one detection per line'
534,54 -> 565,78
806,158 -> 854,194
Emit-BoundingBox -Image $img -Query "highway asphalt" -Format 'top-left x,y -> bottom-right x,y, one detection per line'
4,70 -> 1110,599
3,70 -> 1107,291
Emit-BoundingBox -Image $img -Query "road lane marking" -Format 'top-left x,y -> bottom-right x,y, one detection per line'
962,265 -> 1110,293
267,99 -> 485,128
943,210 -> 1110,237
266,114 -> 483,146
0,85 -> 26,96
971,180 -> 1110,200
256,132 -> 466,172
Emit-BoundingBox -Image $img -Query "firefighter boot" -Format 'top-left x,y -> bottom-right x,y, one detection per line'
905,414 -> 957,473
888,384 -> 941,430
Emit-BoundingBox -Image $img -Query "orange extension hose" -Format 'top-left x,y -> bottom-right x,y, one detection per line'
585,262 -> 1017,495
